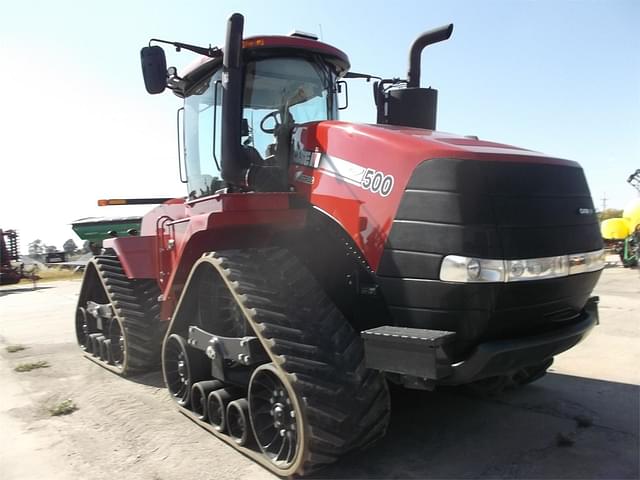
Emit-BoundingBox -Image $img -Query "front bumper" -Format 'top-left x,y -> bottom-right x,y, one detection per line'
362,296 -> 598,386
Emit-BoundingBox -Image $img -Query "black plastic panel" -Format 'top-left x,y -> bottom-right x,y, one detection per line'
380,271 -> 600,360
386,221 -> 501,259
377,250 -> 442,279
498,224 -> 603,258
379,158 -> 602,272
398,190 -> 494,224
376,157 -> 603,359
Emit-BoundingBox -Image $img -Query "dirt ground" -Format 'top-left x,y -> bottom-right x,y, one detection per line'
1,267 -> 638,479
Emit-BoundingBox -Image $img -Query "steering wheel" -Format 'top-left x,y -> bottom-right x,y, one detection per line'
260,110 -> 281,134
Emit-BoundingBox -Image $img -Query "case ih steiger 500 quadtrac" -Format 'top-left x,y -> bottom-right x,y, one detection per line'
75,13 -> 603,475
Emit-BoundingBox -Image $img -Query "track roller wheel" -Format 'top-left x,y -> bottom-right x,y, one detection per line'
88,333 -> 103,356
190,380 -> 223,421
249,363 -> 300,469
102,339 -> 113,364
207,388 -> 242,432
98,337 -> 109,361
227,398 -> 253,447
93,335 -> 105,358
164,334 -> 207,407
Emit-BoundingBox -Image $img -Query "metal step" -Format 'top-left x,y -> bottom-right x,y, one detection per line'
361,326 -> 455,380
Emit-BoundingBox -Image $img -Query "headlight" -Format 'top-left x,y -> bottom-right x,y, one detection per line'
440,249 -> 604,283
440,256 -> 505,282
505,255 -> 568,282
568,250 -> 606,275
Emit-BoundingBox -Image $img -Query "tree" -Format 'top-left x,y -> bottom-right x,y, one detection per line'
598,208 -> 624,222
28,239 -> 44,258
45,245 -> 58,254
63,238 -> 78,254
81,240 -> 92,254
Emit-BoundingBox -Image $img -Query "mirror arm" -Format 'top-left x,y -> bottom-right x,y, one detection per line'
344,71 -> 382,82
149,38 -> 222,58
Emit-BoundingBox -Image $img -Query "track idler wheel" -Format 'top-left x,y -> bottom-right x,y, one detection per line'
107,318 -> 125,368
248,364 -> 301,468
207,387 -> 242,433
227,398 -> 253,447
75,307 -> 92,351
164,334 -> 207,407
190,380 -> 223,421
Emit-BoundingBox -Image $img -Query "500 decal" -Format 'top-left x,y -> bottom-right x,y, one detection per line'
361,169 -> 394,197
317,155 -> 395,197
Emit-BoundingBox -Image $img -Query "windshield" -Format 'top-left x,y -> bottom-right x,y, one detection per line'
242,57 -> 336,158
183,56 -> 336,199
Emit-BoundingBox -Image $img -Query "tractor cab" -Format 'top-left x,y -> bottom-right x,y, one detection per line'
141,17 -> 350,198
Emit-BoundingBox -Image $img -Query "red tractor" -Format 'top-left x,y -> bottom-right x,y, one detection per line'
76,13 -> 603,475
1,229 -> 36,286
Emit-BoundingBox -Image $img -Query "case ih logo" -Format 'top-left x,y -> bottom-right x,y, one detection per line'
578,208 -> 595,215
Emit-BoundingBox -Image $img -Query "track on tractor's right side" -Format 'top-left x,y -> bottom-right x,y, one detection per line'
163,248 -> 391,476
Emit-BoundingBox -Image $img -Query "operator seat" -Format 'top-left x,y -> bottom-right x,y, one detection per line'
241,145 -> 264,167
239,118 -> 264,168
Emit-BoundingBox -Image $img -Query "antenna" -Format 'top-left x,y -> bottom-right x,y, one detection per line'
318,23 -> 324,41
600,193 -> 608,212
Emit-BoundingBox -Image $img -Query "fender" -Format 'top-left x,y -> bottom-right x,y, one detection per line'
103,235 -> 156,279
280,207 -> 395,333
172,193 -> 306,320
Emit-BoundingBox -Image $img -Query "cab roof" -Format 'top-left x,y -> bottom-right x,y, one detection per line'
175,35 -> 350,97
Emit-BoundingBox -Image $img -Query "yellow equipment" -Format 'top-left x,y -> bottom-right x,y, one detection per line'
601,217 -> 630,240
623,198 -> 640,230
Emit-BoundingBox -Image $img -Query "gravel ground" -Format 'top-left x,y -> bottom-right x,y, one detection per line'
0,267 -> 638,479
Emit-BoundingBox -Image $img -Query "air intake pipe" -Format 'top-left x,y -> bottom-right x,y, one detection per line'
220,13 -> 247,187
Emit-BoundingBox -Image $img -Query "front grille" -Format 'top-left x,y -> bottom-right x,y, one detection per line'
376,157 -> 602,358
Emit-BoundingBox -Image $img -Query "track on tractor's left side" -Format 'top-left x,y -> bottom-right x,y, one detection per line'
75,255 -> 164,376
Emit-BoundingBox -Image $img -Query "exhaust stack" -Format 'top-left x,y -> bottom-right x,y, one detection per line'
220,13 -> 247,187
407,24 -> 454,88
377,23 -> 453,131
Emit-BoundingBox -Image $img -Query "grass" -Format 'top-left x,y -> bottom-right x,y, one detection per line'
34,269 -> 83,282
48,399 -> 78,416
14,360 -> 50,372
6,345 -> 27,353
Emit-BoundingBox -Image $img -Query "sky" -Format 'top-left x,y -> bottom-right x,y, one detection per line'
1,0 -> 638,253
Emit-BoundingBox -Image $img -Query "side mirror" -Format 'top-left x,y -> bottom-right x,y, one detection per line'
140,46 -> 167,94
337,80 -> 348,110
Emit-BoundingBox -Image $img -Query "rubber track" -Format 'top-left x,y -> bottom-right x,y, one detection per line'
171,248 -> 391,474
88,255 -> 162,375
